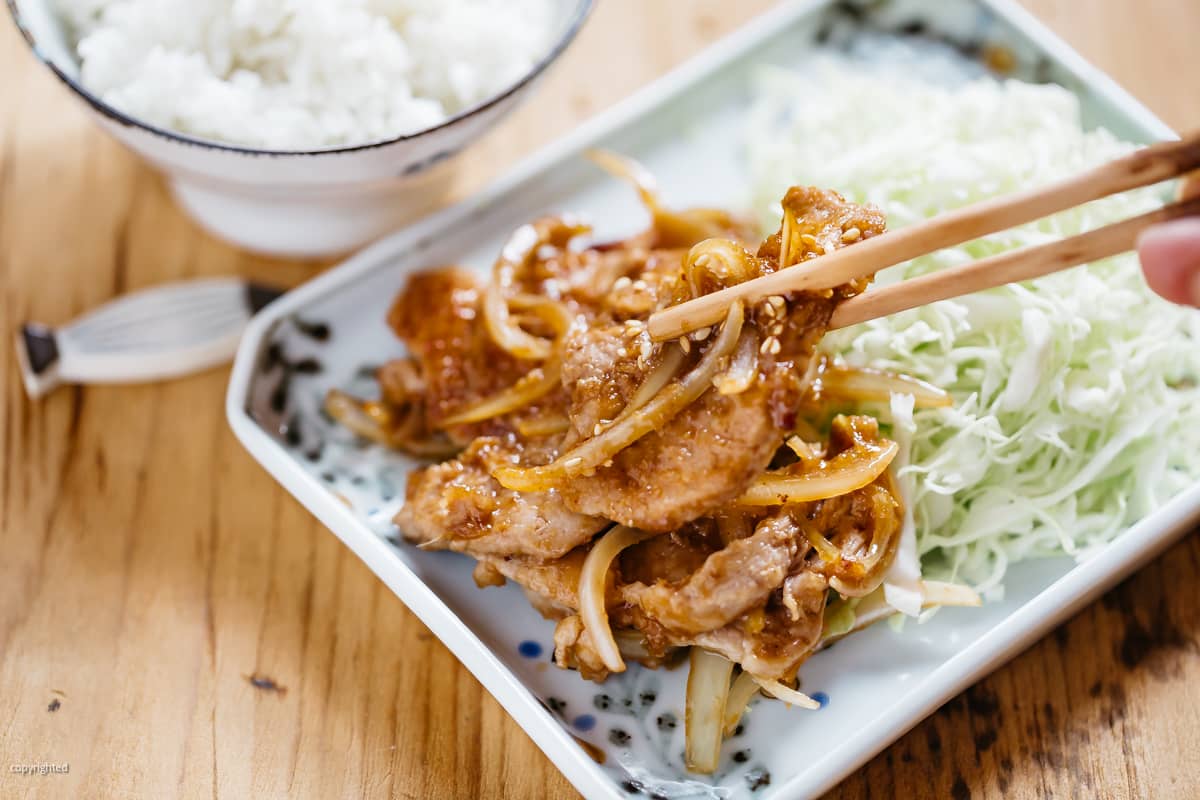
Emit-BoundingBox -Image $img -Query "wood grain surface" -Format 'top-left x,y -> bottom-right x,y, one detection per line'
2,1 -> 1198,798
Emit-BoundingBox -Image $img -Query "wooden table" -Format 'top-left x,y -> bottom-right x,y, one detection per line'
2,1 -> 1198,798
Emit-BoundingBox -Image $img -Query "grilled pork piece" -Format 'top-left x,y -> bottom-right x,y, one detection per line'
552,188 -> 887,530
385,269 -> 533,444
536,475 -> 901,682
397,437 -> 606,561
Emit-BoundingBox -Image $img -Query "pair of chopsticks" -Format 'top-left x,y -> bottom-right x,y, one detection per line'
647,131 -> 1200,341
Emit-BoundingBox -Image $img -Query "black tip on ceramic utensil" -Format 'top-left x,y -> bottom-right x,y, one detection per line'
20,323 -> 59,374
14,323 -> 61,399
245,282 -> 285,314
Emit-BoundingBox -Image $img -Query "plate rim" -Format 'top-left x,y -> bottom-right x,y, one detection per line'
226,0 -> 1192,797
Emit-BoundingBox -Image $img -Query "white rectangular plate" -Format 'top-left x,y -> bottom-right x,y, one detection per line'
227,1 -> 1200,797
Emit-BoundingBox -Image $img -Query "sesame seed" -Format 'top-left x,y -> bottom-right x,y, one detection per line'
769,338 -> 782,354
761,302 -> 778,320
760,338 -> 773,355
632,279 -> 648,291
761,336 -> 781,355
613,276 -> 632,291
603,459 -> 614,468
692,326 -> 711,341
770,323 -> 784,337
800,234 -> 818,246
564,457 -> 583,468
768,295 -> 786,311
593,423 -> 604,437
841,227 -> 861,243
617,348 -> 628,358
678,337 -> 691,354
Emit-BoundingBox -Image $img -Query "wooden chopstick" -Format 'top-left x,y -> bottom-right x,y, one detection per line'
828,194 -> 1200,330
647,131 -> 1200,341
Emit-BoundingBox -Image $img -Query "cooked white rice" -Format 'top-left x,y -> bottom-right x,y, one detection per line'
55,0 -> 560,150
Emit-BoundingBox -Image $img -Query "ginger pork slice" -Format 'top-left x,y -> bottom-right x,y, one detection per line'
550,188 -> 887,532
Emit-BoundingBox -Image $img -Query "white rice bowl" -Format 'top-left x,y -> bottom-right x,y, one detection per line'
54,0 -> 559,150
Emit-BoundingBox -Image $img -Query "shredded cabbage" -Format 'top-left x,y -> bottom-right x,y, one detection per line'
747,61 -> 1200,595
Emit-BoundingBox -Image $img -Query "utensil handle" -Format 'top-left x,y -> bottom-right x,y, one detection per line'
15,279 -> 282,398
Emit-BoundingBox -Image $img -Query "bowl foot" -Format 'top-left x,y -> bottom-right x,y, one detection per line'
169,167 -> 456,259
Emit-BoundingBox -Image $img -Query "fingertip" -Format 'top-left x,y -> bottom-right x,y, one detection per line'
1137,217 -> 1200,306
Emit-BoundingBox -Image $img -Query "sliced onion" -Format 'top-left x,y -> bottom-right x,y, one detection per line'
621,346 -> 686,419
785,435 -> 822,465
685,649 -> 734,774
722,670 -> 761,736
738,439 -> 899,506
578,525 -> 658,674
325,389 -> 391,443
494,302 -> 744,492
819,580 -> 982,649
516,415 -> 572,437
804,528 -> 843,563
778,209 -> 797,269
586,149 -> 662,213
826,478 -> 904,598
326,389 -> 458,459
440,361 -> 561,425
683,238 -> 759,297
445,298 -> 576,425
751,676 -> 820,710
714,329 -> 759,396
586,149 -> 749,247
613,630 -> 652,660
392,433 -> 462,460
920,580 -> 982,608
484,220 -> 587,360
818,364 -> 952,409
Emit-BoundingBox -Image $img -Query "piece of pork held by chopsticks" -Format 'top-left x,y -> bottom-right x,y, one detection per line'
489,186 -> 888,531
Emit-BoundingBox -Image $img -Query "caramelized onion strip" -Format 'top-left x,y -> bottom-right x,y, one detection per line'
325,389 -> 394,444
826,480 -> 903,598
324,389 -> 458,459
442,299 -> 576,426
683,238 -> 759,298
722,670 -> 761,736
738,439 -> 899,506
819,365 -> 952,408
586,149 -> 747,248
620,346 -> 686,419
820,581 -> 981,649
483,219 -> 588,360
515,415 -> 572,438
586,149 -> 662,214
439,362 -> 562,426
685,649 -> 735,774
920,580 -> 983,608
579,525 -> 658,674
493,302 -> 744,492
713,329 -> 759,395
778,209 -> 797,269
751,677 -> 820,710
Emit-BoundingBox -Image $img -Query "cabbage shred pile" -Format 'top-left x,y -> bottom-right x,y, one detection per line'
747,63 -> 1200,594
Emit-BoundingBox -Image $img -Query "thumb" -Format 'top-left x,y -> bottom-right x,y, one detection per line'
1137,217 -> 1200,306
